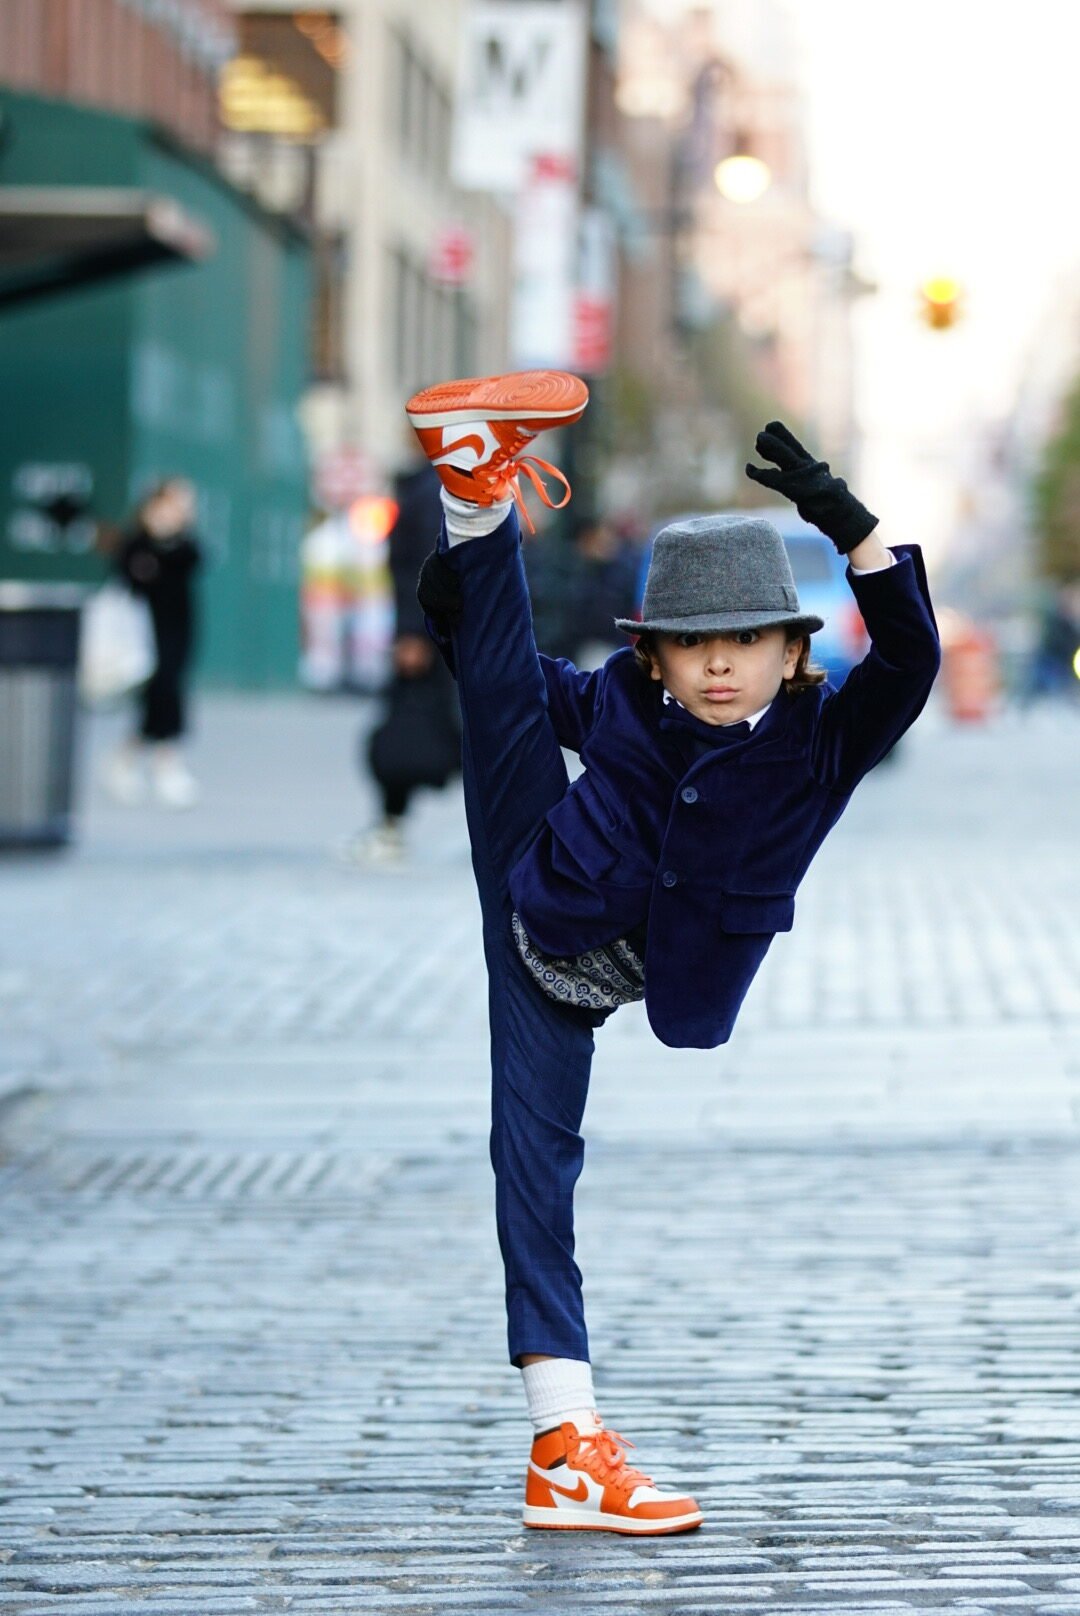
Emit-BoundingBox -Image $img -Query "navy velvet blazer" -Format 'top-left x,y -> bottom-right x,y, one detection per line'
509,544 -> 941,1050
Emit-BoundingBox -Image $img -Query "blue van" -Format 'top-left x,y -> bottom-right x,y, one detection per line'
635,506 -> 869,687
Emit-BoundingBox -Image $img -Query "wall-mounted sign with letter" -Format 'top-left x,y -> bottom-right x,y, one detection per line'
451,0 -> 586,193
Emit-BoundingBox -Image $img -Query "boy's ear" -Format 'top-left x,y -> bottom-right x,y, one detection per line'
782,635 -> 804,677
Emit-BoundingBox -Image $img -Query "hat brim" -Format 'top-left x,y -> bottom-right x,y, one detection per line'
614,610 -> 825,637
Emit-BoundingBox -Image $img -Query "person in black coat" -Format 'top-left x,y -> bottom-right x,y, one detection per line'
340,459 -> 460,865
109,478 -> 203,808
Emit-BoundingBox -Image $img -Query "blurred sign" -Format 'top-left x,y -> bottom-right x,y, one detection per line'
573,207 -> 615,374
573,295 -> 612,374
7,462 -> 96,554
221,11 -> 345,137
314,446 -> 374,511
299,510 -> 392,692
511,155 -> 578,370
452,0 -> 586,191
429,224 -> 475,286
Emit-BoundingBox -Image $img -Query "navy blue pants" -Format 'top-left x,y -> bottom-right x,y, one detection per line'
440,507 -> 603,1367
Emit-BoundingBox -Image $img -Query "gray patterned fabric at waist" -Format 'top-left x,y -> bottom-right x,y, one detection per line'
511,912 -> 645,1012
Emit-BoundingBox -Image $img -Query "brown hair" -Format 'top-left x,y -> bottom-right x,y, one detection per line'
632,629 -> 827,696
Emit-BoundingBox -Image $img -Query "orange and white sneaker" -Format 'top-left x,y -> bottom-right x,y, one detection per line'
523,1420 -> 703,1535
405,369 -> 588,532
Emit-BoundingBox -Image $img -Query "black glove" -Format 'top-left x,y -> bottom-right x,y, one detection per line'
745,421 -> 878,555
417,548 -> 463,633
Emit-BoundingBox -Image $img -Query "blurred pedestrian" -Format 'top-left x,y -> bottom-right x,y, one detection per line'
1022,579 -> 1080,707
562,513 -> 642,667
106,477 -> 202,809
339,458 -> 460,867
525,512 -> 640,667
407,372 -> 941,1535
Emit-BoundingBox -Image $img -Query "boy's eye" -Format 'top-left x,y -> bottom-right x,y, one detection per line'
734,630 -> 759,646
676,632 -> 702,648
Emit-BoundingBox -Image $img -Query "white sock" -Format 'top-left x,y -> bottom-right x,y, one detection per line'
441,487 -> 513,546
521,1358 -> 601,1435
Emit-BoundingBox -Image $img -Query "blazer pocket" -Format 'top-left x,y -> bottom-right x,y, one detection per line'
719,890 -> 795,934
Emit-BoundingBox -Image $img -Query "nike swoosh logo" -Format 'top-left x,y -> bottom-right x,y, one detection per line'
432,421 -> 502,469
546,1474 -> 588,1502
437,431 -> 488,459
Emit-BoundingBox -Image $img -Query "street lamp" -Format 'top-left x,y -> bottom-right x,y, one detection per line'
713,153 -> 771,204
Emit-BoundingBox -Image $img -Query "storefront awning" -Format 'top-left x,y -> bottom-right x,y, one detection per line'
0,187 -> 215,310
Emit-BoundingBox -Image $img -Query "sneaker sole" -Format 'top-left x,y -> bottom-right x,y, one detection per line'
522,1504 -> 703,1534
406,370 -> 588,430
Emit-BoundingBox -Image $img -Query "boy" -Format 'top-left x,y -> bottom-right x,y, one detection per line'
406,371 -> 940,1533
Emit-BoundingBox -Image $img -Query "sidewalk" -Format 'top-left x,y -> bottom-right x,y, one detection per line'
2,692 -> 1080,1613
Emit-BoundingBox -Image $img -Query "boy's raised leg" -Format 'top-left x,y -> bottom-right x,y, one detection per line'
407,371 -> 596,1366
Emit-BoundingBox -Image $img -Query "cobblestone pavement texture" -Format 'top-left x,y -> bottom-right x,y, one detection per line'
2,693 -> 1080,1613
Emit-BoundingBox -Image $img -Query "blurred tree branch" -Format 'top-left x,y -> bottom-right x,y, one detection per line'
1035,374 -> 1080,581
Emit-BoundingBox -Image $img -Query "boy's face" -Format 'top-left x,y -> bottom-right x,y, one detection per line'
646,627 -> 801,726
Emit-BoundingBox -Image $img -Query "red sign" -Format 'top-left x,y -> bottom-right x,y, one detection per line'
429,224 -> 475,286
315,447 -> 374,511
573,293 -> 613,375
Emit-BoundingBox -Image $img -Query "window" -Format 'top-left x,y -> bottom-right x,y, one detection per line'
389,244 -> 475,392
388,24 -> 452,183
313,229 -> 348,384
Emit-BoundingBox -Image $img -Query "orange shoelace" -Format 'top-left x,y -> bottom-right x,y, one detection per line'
569,1426 -> 655,1497
489,450 -> 572,534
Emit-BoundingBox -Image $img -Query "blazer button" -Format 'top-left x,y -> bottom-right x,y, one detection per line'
680,785 -> 699,804
661,870 -> 678,888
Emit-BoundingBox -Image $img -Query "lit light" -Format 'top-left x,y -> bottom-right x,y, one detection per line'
922,275 -> 962,307
919,275 -> 963,329
348,496 -> 398,544
293,10 -> 351,69
1072,644 -> 1080,681
219,56 -> 326,137
713,154 -> 771,204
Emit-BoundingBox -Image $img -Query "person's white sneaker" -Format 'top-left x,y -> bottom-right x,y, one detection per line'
104,744 -> 147,806
150,750 -> 200,810
335,821 -> 407,869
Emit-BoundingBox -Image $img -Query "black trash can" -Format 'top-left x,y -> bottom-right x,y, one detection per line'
0,584 -> 85,849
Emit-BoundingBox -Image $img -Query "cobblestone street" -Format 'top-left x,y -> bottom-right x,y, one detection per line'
3,692 -> 1080,1614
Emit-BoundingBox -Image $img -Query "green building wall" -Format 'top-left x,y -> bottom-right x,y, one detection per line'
0,92 -> 312,688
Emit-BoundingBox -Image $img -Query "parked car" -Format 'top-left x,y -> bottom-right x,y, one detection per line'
634,507 -> 869,686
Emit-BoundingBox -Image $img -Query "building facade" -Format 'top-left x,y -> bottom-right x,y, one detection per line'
607,0 -> 859,519
222,1 -> 515,488
0,2 -> 314,689
0,0 -> 236,154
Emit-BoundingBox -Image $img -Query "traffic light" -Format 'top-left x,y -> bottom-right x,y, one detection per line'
919,276 -> 962,330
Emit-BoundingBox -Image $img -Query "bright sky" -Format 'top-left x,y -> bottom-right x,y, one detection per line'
633,0 -> 1080,554
787,0 -> 1080,554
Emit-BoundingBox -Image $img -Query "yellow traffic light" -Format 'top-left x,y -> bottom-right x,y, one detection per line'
919,276 -> 962,330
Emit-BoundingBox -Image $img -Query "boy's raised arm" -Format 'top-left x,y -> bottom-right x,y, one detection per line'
745,422 -> 941,788
845,528 -> 894,573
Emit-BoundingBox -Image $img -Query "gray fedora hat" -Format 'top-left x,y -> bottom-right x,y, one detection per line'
615,514 -> 823,637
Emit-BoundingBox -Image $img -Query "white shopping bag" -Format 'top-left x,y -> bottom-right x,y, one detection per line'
78,583 -> 157,704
